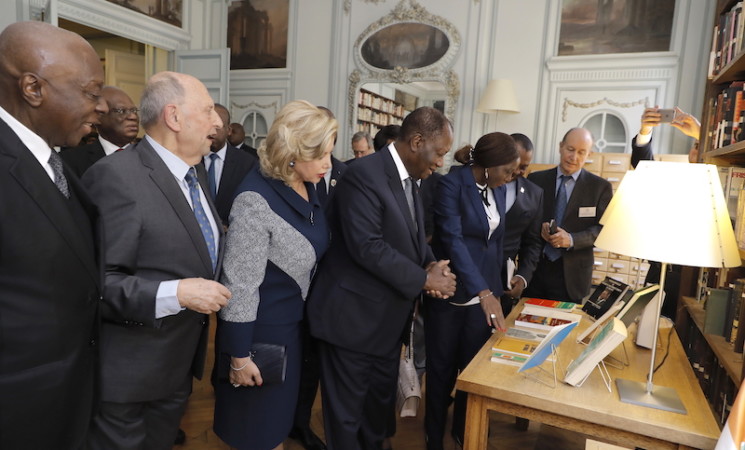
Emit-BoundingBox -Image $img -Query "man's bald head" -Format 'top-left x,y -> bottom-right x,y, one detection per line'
0,22 -> 107,147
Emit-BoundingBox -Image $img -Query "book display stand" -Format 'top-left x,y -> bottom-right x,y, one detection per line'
520,344 -> 560,388
567,358 -> 613,393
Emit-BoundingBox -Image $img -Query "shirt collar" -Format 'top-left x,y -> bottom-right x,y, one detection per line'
98,135 -> 127,156
0,105 -> 52,170
558,168 -> 581,182
145,134 -> 192,181
387,143 -> 410,183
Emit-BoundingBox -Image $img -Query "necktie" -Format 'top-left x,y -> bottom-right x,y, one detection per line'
544,174 -> 570,261
404,177 -> 417,231
185,168 -> 217,271
316,177 -> 328,207
207,153 -> 219,201
48,151 -> 69,199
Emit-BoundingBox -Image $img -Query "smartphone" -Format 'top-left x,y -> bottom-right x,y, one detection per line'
549,219 -> 558,234
658,108 -> 676,123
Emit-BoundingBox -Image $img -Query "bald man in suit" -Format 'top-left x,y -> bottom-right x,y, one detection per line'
0,22 -> 106,449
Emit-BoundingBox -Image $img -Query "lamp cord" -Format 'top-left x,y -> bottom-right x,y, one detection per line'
653,318 -> 675,374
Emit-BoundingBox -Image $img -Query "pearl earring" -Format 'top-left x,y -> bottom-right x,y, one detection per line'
289,160 -> 295,168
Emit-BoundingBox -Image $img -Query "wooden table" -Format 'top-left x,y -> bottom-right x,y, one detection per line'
455,301 -> 721,449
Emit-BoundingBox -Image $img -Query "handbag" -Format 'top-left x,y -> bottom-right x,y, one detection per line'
219,342 -> 288,386
396,307 -> 421,417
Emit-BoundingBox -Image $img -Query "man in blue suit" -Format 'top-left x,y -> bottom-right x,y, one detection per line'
501,133 -> 544,314
525,128 -> 613,303
307,107 -> 457,450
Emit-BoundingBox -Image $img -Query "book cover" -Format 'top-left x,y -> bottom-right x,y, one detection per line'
563,317 -> 628,386
490,351 -> 528,367
514,306 -> 580,331
524,298 -> 577,312
518,321 -> 578,373
492,335 -> 539,357
704,287 -> 731,337
505,327 -> 547,342
581,276 -> 630,320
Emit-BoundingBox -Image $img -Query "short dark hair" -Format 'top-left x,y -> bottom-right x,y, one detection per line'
399,107 -> 452,144
510,133 -> 534,152
373,125 -> 401,151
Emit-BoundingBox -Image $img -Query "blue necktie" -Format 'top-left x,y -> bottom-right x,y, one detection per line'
207,153 -> 219,201
544,174 -> 570,261
185,168 -> 217,271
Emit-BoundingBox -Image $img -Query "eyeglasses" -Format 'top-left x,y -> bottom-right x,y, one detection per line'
110,107 -> 139,116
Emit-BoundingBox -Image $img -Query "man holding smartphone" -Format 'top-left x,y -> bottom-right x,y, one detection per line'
524,128 -> 613,303
632,106 -> 701,167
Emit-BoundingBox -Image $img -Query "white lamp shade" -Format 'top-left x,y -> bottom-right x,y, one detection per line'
476,79 -> 520,113
595,161 -> 740,268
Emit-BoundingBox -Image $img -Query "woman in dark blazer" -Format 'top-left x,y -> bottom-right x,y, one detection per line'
213,100 -> 337,450
425,132 -> 520,450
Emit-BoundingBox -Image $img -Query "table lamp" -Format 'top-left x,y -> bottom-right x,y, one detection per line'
594,161 -> 740,414
476,79 -> 519,128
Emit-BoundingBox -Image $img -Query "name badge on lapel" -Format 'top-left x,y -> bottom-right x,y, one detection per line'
578,207 -> 596,218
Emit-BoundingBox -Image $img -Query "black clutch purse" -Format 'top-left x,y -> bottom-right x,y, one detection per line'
219,342 -> 287,386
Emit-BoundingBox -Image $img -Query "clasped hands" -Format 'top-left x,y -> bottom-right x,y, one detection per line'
541,222 -> 570,249
424,260 -> 457,299
229,356 -> 262,388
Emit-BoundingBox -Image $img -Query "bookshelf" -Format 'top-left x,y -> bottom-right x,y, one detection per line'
356,88 -> 406,136
674,0 -> 745,426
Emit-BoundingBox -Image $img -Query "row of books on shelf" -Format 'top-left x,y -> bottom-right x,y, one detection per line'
708,1 -> 745,78
355,122 -> 382,136
703,279 -> 745,353
682,320 -> 736,425
357,108 -> 403,127
358,91 -> 406,117
705,81 -> 745,150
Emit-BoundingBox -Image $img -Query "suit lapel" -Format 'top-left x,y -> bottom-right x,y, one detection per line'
459,167 -> 490,241
382,151 -> 419,248
137,141 -> 215,276
196,163 -> 225,279
4,135 -> 99,284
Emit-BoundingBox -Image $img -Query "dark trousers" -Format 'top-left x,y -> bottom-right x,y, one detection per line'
294,319 -> 322,430
88,376 -> 191,450
423,298 -> 492,450
318,340 -> 399,450
523,256 -> 575,302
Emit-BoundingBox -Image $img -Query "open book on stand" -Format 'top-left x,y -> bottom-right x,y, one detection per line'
564,317 -> 628,386
491,327 -> 547,366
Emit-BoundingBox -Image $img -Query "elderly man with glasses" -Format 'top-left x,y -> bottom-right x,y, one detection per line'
62,85 -> 140,177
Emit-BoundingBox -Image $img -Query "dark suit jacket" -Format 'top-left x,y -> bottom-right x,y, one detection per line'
630,134 -> 654,168
527,167 -> 612,301
432,165 -> 506,302
82,138 -> 224,402
0,118 -> 100,449
208,145 -> 257,226
323,156 -> 347,212
60,139 -> 106,178
503,176 -> 544,285
307,149 -> 434,357
239,142 -> 258,159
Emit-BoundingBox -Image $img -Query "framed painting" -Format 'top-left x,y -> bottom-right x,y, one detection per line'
104,0 -> 182,28
227,0 -> 289,70
558,0 -> 675,56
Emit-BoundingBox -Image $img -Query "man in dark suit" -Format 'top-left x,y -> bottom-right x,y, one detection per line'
0,22 -> 106,449
228,121 -> 259,159
204,104 -> 257,227
525,128 -> 613,303
501,133 -> 544,314
83,71 -> 232,449
61,85 -> 139,177
307,107 -> 457,450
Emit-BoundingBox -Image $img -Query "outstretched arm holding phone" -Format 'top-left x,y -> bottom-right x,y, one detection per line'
632,106 -> 701,167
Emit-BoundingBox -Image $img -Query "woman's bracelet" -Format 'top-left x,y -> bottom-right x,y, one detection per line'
230,352 -> 255,371
230,361 -> 250,371
478,291 -> 493,301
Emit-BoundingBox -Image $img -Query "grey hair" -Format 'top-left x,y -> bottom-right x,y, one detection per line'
139,73 -> 185,128
351,131 -> 373,150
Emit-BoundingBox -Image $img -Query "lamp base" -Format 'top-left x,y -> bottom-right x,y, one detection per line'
615,379 -> 687,414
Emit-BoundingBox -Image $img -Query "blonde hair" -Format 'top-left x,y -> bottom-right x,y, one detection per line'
258,100 -> 338,184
